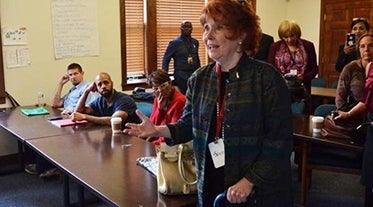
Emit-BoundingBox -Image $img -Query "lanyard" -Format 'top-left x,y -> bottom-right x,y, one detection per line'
215,64 -> 225,140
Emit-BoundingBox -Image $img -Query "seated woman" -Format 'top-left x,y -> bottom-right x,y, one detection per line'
146,70 -> 186,144
336,33 -> 373,120
335,59 -> 373,207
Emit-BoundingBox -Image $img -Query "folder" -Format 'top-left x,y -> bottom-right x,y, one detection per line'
50,118 -> 88,127
21,107 -> 49,116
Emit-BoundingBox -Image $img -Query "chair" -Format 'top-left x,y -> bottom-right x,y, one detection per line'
313,104 -> 337,117
311,77 -> 327,88
291,102 -> 306,115
135,102 -> 153,117
331,80 -> 338,89
311,77 -> 327,111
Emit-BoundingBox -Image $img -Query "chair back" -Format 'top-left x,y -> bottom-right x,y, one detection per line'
311,77 -> 327,88
135,102 -> 153,117
314,104 -> 337,117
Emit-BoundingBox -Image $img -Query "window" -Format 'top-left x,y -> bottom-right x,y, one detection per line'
120,0 -> 256,89
125,0 -> 145,76
120,0 -> 207,89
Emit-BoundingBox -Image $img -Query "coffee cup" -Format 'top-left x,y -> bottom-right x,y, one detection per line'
312,116 -> 324,133
110,117 -> 122,134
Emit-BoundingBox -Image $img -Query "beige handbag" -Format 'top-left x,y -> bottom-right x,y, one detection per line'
156,141 -> 197,195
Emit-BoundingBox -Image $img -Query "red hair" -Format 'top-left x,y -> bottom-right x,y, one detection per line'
200,0 -> 262,54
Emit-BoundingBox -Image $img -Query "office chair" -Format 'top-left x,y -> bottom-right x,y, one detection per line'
311,77 -> 327,88
331,80 -> 338,89
291,102 -> 306,115
314,104 -> 337,117
311,77 -> 328,111
135,102 -> 153,117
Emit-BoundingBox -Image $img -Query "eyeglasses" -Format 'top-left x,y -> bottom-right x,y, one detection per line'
152,81 -> 169,91
353,17 -> 367,21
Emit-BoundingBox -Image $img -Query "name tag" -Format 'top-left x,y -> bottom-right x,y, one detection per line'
208,139 -> 225,168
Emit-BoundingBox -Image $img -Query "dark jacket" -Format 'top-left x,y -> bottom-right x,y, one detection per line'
335,44 -> 358,73
254,33 -> 274,61
166,53 -> 294,206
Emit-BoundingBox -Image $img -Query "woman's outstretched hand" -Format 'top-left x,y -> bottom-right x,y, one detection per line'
123,109 -> 158,138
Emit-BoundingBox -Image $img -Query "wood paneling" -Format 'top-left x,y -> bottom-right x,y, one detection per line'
319,0 -> 373,87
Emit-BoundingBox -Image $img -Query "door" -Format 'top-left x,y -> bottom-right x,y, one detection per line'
319,0 -> 373,87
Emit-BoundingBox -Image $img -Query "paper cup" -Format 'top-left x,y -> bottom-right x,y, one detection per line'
312,116 -> 324,133
110,117 -> 122,134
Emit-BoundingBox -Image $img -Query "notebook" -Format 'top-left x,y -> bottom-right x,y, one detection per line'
50,118 -> 88,128
21,107 -> 49,116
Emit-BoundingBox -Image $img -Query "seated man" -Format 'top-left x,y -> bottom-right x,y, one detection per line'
71,72 -> 140,126
51,62 -> 98,114
25,63 -> 98,178
147,70 -> 186,144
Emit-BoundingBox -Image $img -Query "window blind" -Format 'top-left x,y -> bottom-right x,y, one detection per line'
125,0 -> 145,76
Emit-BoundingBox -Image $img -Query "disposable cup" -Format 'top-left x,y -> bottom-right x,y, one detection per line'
312,116 -> 324,133
111,117 -> 122,134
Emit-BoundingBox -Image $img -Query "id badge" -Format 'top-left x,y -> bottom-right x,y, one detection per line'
208,139 -> 225,168
187,56 -> 193,64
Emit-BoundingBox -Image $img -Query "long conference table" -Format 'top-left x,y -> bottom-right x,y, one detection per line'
0,106 -> 197,207
0,106 -> 365,206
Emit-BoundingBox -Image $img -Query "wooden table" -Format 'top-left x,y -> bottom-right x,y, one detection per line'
26,128 -> 197,207
0,106 -> 102,169
311,86 -> 336,98
0,106 -> 106,144
0,106 -> 197,206
292,114 -> 364,206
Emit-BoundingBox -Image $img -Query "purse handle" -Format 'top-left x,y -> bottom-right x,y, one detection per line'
178,144 -> 197,185
356,122 -> 373,130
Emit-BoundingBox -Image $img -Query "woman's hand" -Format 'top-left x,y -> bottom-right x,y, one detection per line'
343,45 -> 355,55
157,94 -> 169,110
226,178 -> 254,204
123,110 -> 158,138
333,110 -> 350,120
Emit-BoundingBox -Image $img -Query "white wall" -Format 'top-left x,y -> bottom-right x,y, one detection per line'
0,0 -> 321,156
0,0 -> 121,106
0,0 -> 121,156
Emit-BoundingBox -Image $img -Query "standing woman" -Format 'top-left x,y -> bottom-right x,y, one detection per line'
335,18 -> 370,72
268,20 -> 318,94
124,0 -> 294,206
